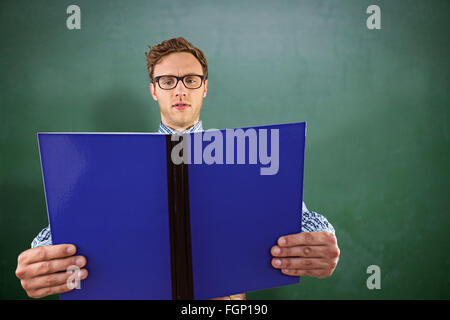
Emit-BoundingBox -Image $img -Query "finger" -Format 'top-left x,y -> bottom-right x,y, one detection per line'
28,280 -> 76,299
278,232 -> 336,248
271,257 -> 329,270
271,245 -> 329,258
27,255 -> 86,277
281,268 -> 330,279
22,268 -> 88,291
19,244 -> 77,265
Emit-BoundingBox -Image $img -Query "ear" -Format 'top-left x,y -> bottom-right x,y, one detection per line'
149,82 -> 158,101
203,79 -> 208,98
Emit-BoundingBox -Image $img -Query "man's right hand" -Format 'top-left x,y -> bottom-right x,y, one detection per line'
15,244 -> 88,298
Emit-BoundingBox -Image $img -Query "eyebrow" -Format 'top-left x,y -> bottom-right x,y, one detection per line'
155,73 -> 203,77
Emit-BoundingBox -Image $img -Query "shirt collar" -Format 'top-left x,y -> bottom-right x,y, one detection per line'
158,120 -> 203,134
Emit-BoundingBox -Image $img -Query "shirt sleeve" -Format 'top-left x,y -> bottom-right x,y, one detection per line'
31,225 -> 53,248
301,202 -> 335,234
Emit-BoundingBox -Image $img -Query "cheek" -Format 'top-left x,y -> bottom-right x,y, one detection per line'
193,93 -> 205,110
157,94 -> 172,110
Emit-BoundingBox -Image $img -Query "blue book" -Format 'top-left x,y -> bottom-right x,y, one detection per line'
38,122 -> 306,299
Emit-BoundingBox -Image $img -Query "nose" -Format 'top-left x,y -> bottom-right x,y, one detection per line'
174,78 -> 187,97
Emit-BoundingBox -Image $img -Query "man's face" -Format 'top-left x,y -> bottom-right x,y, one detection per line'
149,52 -> 208,131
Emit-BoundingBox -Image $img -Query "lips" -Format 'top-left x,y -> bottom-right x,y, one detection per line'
172,102 -> 190,110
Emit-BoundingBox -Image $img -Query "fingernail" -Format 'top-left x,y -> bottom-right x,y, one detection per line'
66,246 -> 75,254
274,259 -> 281,266
279,237 -> 286,245
75,257 -> 84,266
273,247 -> 281,255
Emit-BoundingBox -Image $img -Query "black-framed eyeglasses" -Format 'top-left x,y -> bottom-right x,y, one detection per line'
152,75 -> 207,90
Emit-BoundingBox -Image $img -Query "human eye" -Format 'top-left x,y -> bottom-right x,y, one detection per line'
159,76 -> 176,87
185,76 -> 199,84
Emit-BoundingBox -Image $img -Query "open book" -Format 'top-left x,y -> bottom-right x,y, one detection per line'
38,122 -> 306,299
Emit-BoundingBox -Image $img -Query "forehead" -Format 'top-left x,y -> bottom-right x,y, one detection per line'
153,52 -> 203,76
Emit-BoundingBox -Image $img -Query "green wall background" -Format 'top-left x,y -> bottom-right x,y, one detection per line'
1,0 -> 449,299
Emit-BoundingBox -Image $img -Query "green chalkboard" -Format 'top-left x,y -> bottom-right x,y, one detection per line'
1,0 -> 449,300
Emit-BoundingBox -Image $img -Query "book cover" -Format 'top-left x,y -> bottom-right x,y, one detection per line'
37,122 -> 306,299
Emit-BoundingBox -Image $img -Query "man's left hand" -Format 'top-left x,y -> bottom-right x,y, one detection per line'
271,232 -> 340,279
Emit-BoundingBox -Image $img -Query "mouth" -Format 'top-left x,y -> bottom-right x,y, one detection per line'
172,102 -> 191,110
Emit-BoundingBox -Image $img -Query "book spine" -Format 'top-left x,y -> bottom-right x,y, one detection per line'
165,134 -> 194,300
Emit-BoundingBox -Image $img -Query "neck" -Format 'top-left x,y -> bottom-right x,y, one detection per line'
162,120 -> 197,132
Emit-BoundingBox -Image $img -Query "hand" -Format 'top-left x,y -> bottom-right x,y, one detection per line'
211,293 -> 246,300
270,231 -> 340,279
15,244 -> 88,298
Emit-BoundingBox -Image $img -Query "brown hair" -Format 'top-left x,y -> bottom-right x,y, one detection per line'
145,37 -> 208,81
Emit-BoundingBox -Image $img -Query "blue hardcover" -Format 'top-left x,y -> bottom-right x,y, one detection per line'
37,122 -> 306,299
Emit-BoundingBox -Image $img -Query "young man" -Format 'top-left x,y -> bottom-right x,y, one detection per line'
16,37 -> 340,300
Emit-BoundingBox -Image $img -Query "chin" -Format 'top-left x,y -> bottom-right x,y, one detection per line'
169,118 -> 194,128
